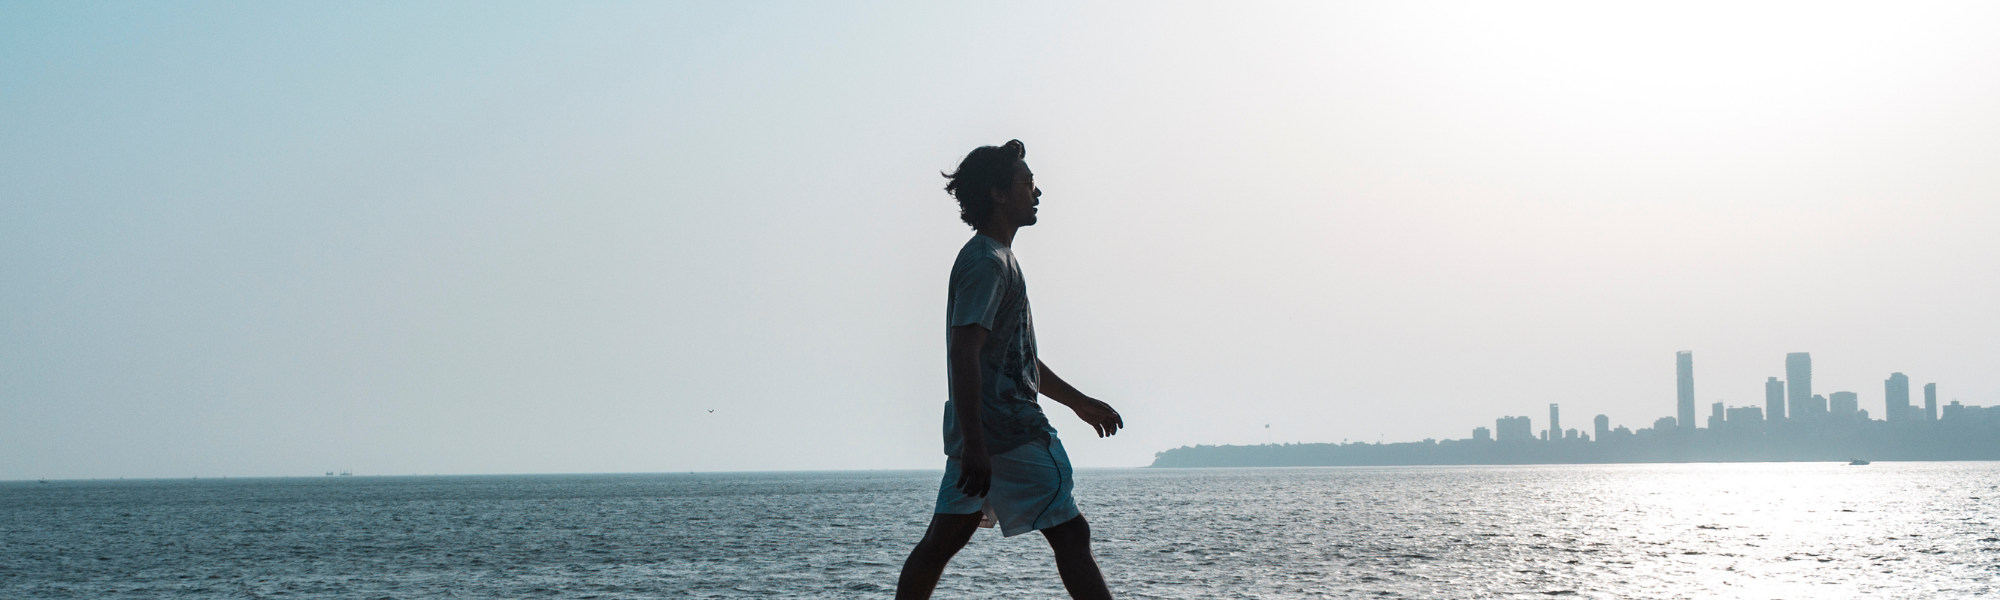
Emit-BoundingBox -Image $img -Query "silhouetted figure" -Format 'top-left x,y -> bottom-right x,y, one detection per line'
895,140 -> 1125,600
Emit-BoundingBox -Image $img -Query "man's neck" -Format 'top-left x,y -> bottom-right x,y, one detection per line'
974,224 -> 1020,247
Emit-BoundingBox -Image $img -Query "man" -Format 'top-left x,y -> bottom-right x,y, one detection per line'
895,140 -> 1125,600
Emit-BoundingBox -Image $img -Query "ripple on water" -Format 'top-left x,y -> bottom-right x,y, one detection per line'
3,463 -> 1999,598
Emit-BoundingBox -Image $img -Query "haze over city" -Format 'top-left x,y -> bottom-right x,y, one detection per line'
5,2 -> 2000,479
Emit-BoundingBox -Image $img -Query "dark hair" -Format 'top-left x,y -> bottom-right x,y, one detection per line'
942,139 -> 1025,228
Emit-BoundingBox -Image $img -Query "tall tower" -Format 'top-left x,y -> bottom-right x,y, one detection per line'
1924,383 -> 1938,421
1594,414 -> 1610,442
1786,353 -> 1812,418
1885,372 -> 1911,423
1549,404 -> 1561,442
1676,351 -> 1695,432
1764,377 -> 1786,422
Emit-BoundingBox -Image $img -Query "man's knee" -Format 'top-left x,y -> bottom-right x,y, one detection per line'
918,512 -> 984,549
1041,514 -> 1091,548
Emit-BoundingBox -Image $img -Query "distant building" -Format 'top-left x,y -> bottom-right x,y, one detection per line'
1549,404 -> 1561,442
1939,401 -> 1999,424
1653,416 -> 1678,432
1886,372 -> 1911,423
1728,404 -> 1760,426
1496,416 -> 1533,442
1765,377 -> 1786,421
1804,394 -> 1828,416
1786,352 -> 1812,419
1925,383 -> 1938,421
1830,391 -> 1858,416
1594,414 -> 1610,442
1708,401 -> 1724,430
1565,428 -> 1579,441
1677,351 -> 1696,432
1942,402 -> 2000,426
1472,426 -> 1491,441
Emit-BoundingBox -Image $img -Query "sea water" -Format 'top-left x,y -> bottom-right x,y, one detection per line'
4,462 -> 1997,599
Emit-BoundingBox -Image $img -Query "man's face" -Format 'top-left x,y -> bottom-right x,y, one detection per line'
991,161 -> 1041,228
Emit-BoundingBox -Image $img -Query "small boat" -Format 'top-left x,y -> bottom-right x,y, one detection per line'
1848,459 -> 1870,465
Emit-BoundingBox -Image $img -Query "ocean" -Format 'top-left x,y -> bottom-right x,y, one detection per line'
4,462 -> 1996,599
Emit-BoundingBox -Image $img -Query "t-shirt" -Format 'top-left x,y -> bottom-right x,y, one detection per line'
942,234 -> 1053,457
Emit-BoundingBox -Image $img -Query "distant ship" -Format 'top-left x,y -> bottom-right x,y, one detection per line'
339,470 -> 353,476
1849,459 -> 1871,465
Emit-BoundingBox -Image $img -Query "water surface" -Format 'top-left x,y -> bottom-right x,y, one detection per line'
4,462 -> 1996,598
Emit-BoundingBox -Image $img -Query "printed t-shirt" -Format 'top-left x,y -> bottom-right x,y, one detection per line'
942,234 -> 1053,457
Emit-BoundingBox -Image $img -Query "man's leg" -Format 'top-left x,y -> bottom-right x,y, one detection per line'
894,511 -> 984,600
1041,514 -> 1112,600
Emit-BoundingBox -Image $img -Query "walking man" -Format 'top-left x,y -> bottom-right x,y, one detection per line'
895,140 -> 1125,600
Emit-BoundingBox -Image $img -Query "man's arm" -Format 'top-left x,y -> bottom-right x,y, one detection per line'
1038,360 -> 1123,438
949,324 -> 991,498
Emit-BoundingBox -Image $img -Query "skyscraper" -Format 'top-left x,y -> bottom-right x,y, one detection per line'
1830,391 -> 1858,416
1708,401 -> 1724,430
1495,416 -> 1533,442
1925,383 -> 1938,421
1549,404 -> 1561,442
1786,353 -> 1812,418
1677,351 -> 1695,432
1594,414 -> 1609,442
1885,372 -> 1911,423
1765,377 -> 1786,422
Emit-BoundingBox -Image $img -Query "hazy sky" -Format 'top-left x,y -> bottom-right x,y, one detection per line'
5,2 -> 1998,479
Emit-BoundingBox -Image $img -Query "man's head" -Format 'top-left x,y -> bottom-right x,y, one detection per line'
943,140 -> 1040,230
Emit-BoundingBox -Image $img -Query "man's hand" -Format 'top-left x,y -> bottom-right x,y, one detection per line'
1037,359 -> 1125,438
955,449 -> 992,498
1070,398 -> 1123,438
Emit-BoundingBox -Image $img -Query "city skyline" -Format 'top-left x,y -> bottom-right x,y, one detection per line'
1155,350 -> 2000,467
1491,350 -> 1977,444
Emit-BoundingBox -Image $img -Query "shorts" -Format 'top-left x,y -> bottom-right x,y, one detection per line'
934,434 -> 1081,537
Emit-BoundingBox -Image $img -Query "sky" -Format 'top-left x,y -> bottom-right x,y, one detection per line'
4,2 -> 1998,479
